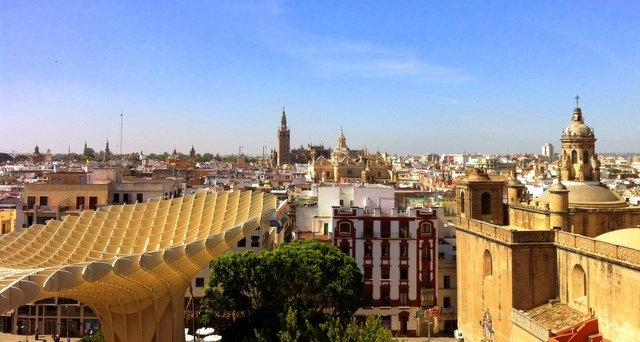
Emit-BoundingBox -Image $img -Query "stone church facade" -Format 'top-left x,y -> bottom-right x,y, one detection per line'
452,104 -> 640,342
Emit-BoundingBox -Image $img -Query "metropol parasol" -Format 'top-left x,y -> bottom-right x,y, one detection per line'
0,190 -> 276,342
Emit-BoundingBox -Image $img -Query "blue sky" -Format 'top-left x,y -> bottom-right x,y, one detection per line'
1,1 -> 639,157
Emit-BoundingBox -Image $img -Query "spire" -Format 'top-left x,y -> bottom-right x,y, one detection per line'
281,106 -> 287,128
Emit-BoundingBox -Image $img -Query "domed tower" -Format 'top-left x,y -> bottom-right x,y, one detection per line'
548,175 -> 570,231
331,128 -> 349,163
557,97 -> 599,182
507,171 -> 527,205
454,168 -> 505,225
361,160 -> 375,184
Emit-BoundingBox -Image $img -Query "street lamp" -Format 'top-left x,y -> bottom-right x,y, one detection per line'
66,305 -> 70,342
427,308 -> 433,342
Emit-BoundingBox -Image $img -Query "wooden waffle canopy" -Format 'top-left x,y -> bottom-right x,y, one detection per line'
0,190 -> 276,342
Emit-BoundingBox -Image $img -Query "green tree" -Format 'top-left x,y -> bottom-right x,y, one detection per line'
0,152 -> 13,163
325,315 -> 397,342
83,147 -> 96,161
14,155 -> 29,162
78,329 -> 105,342
199,240 -> 363,341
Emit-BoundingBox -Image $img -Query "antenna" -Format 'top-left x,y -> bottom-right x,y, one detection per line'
120,110 -> 123,157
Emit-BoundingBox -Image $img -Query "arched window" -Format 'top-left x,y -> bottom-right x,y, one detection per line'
572,150 -> 578,164
571,264 -> 586,301
483,250 -> 492,277
583,150 -> 589,163
481,192 -> 492,215
460,191 -> 465,213
339,222 -> 351,234
421,222 -> 432,234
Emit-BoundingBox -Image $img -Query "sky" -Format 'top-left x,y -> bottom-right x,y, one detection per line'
1,1 -> 639,157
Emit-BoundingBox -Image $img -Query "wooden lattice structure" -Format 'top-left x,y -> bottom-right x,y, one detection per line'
0,190 -> 276,342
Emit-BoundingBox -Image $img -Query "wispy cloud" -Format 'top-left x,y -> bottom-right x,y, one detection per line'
278,37 -> 471,82
424,94 -> 459,104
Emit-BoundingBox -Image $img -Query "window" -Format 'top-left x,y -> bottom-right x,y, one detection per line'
365,244 -> 372,257
27,196 -> 36,209
340,200 -> 344,207
363,221 -> 374,238
460,191 -> 465,213
113,193 -> 120,204
195,277 -> 205,288
481,192 -> 492,215
381,316 -> 391,329
251,236 -> 260,247
381,221 -> 390,238
400,245 -> 408,258
420,288 -> 435,307
76,196 -> 85,210
381,245 -> 390,257
339,222 -> 351,234
381,267 -> 390,280
583,150 -> 589,163
364,268 -> 372,280
572,264 -> 587,301
381,289 -> 390,306
399,289 -> 409,306
79,176 -> 85,184
444,275 -> 451,289
364,287 -> 373,306
341,244 -> 349,254
399,221 -> 409,238
421,222 -> 432,234
39,196 -> 48,206
123,193 -> 130,204
483,250 -> 492,277
400,268 -> 408,280
422,247 -> 431,260
137,193 -> 143,203
89,196 -> 98,210
444,297 -> 451,308
237,237 -> 247,247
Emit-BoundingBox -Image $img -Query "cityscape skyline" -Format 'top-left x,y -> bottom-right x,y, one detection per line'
2,1 -> 639,156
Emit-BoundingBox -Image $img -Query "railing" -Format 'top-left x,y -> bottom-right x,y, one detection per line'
455,217 -> 555,245
512,308 -> 550,340
557,231 -> 640,266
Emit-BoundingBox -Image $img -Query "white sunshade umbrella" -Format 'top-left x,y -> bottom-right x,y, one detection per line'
185,334 -> 195,342
197,327 -> 215,335
204,335 -> 222,342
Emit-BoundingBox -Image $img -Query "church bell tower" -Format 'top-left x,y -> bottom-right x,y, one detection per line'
277,107 -> 291,167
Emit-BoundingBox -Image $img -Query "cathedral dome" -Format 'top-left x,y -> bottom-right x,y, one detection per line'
563,107 -> 594,137
533,181 -> 627,209
595,228 -> 640,250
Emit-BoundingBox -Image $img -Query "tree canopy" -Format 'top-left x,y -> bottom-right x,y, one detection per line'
199,240 -> 364,341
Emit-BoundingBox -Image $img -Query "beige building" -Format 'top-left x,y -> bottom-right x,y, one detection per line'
23,171 -> 109,226
453,105 -> 640,342
0,208 -> 17,234
308,130 -> 392,184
